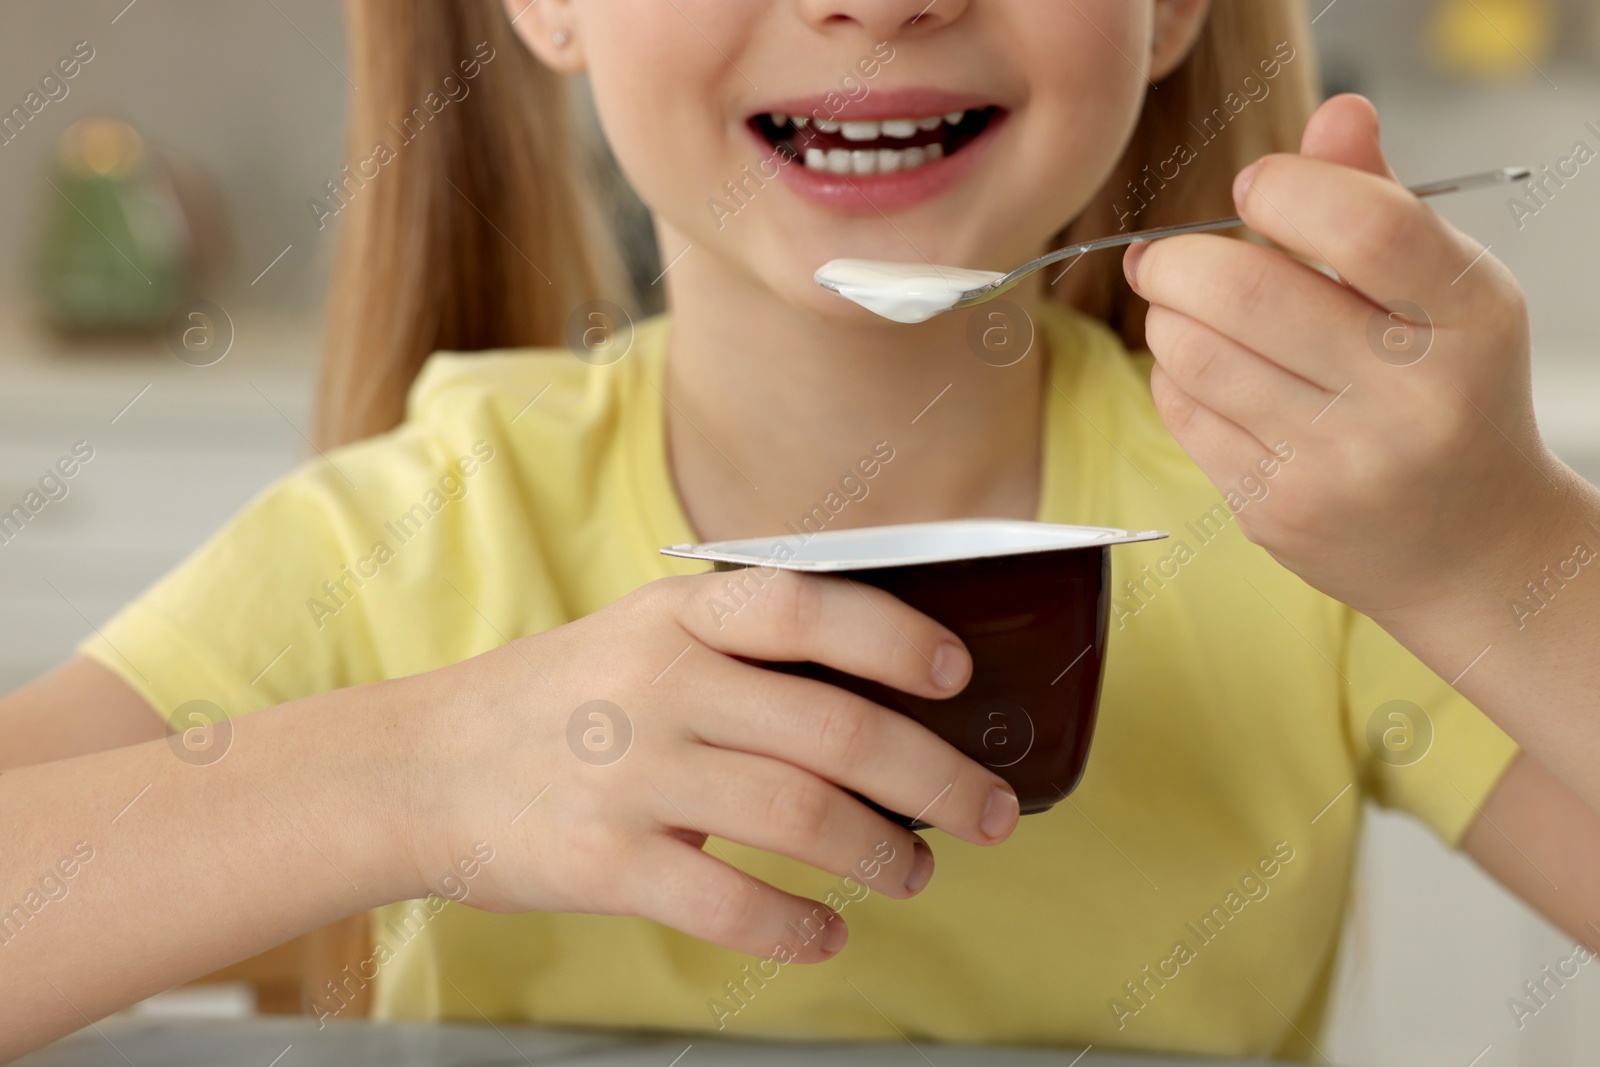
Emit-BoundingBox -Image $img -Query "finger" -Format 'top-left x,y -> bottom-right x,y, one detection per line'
1143,303 -> 1334,442
1149,361 -> 1279,488
1299,94 -> 1395,179
625,834 -> 849,963
1232,153 -> 1493,321
688,654 -> 1018,845
1129,234 -> 1376,391
669,570 -> 971,699
661,748 -> 935,899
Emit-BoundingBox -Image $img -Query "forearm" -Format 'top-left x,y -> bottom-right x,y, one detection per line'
0,678 -> 423,1057
1373,462 -> 1600,811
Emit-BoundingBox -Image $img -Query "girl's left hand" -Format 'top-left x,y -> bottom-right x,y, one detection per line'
1124,93 -> 1577,621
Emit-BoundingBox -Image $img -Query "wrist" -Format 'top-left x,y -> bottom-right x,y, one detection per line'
363,655 -> 522,904
218,679 -> 438,914
299,675 -> 442,907
1374,452 -> 1598,638
1494,462 -> 1600,626
363,672 -> 458,904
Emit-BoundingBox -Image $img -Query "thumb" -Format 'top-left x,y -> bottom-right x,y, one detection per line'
1299,93 -> 1395,180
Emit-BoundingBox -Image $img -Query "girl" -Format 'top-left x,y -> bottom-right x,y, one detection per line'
6,0 -> 1599,1061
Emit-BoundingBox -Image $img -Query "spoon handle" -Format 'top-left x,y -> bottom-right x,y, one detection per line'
1012,165 -> 1532,283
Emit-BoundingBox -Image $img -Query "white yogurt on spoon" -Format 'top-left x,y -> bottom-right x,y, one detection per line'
814,259 -> 1006,324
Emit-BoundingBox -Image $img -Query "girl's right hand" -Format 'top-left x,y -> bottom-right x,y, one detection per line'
392,569 -> 1020,962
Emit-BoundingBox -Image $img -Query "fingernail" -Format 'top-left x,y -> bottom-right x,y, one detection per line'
1122,241 -> 1149,293
980,786 -> 1019,841
931,642 -> 966,690
904,839 -> 935,894
1233,160 -> 1264,207
821,914 -> 849,955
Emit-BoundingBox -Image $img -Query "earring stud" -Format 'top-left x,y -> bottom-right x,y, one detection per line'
553,28 -> 570,48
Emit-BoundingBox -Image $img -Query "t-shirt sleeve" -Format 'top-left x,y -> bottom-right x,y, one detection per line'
1341,606 -> 1520,846
77,451 -> 396,726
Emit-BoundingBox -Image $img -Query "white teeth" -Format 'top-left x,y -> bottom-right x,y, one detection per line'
800,144 -> 947,175
777,111 -> 977,140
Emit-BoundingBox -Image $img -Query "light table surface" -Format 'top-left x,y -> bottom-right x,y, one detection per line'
16,1019 -> 1288,1067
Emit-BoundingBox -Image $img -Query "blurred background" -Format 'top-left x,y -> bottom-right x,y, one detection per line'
1,2 -> 1598,1064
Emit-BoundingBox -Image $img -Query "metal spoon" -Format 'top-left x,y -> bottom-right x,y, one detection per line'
815,166 -> 1531,321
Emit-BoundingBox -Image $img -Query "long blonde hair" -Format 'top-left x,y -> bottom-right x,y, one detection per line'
317,0 -> 1317,448
1059,3 -> 1317,346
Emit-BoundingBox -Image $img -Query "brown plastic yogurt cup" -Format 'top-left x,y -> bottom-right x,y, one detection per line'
662,519 -> 1166,828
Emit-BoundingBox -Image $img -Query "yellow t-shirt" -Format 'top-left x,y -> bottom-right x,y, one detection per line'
81,305 -> 1517,1062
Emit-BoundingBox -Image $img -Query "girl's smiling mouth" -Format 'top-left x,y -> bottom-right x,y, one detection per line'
745,90 -> 1010,215
752,106 -> 1001,176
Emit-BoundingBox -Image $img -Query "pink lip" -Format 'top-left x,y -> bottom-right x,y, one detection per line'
748,109 -> 1008,216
